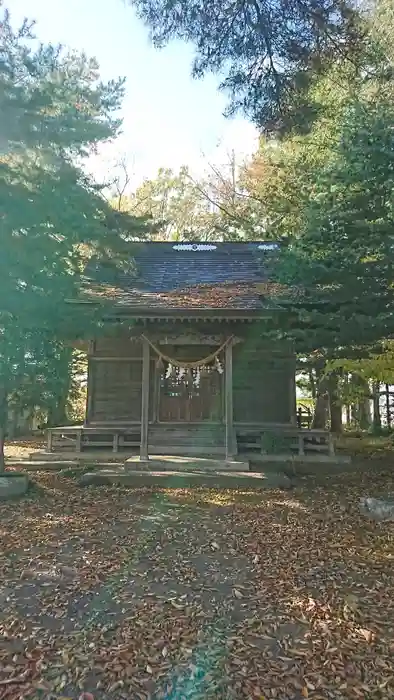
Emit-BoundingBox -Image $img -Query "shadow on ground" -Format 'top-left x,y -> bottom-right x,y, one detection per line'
0,465 -> 393,698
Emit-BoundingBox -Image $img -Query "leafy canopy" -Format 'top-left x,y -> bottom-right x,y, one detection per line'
116,163 -> 265,240
130,0 -> 362,131
0,8 -> 145,454
232,0 -> 394,364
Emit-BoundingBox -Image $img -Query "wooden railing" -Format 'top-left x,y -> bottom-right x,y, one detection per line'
47,423 -> 335,459
297,404 -> 313,429
237,425 -> 334,457
47,426 -> 141,453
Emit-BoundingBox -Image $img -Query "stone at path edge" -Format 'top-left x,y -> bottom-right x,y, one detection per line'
0,474 -> 29,501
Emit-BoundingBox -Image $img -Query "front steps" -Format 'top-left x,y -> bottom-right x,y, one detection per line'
147,424 -> 229,456
78,466 -> 291,490
125,455 -> 248,472
24,453 -> 248,473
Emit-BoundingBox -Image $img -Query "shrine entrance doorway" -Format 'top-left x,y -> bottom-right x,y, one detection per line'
157,345 -> 224,423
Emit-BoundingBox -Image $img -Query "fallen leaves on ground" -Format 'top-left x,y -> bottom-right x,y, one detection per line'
5,436 -> 45,460
0,467 -> 394,699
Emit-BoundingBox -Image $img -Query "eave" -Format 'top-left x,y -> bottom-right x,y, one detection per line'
67,299 -> 286,321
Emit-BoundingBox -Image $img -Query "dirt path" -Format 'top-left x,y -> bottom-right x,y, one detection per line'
0,469 -> 394,699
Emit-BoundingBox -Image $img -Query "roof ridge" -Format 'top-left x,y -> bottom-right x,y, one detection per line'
134,240 -> 278,244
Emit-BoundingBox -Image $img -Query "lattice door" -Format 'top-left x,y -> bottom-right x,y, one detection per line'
159,366 -> 223,422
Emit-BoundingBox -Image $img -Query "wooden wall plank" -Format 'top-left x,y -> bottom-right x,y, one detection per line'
94,337 -> 142,358
88,329 -> 296,430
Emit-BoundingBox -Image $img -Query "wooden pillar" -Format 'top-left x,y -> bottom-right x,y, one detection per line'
152,362 -> 161,423
289,364 -> 297,425
225,338 -> 236,460
75,429 -> 82,453
85,341 -> 95,426
140,337 -> 150,461
85,361 -> 94,426
113,432 -> 119,453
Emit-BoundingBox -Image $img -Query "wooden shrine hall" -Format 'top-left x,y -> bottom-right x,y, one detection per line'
47,242 -> 335,461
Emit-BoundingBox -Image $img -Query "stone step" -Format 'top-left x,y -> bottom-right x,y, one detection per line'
149,425 -> 225,435
148,447 -> 225,456
26,452 -> 132,464
149,427 -> 225,433
148,434 -> 225,443
125,455 -> 248,471
22,453 -> 246,469
148,436 -> 224,443
78,468 -> 291,490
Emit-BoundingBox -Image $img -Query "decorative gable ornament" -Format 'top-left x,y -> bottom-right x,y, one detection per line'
172,243 -> 217,251
258,243 -> 279,250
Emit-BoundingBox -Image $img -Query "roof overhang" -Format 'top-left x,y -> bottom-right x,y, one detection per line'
68,299 -> 285,321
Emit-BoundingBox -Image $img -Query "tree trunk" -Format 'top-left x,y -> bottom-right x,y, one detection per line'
372,382 -> 382,432
385,383 -> 391,428
312,375 -> 329,429
0,388 -> 8,472
330,400 -> 343,433
344,373 -> 351,427
308,368 -> 317,400
359,401 -> 371,429
47,401 -> 68,428
350,375 -> 371,430
328,374 -> 342,433
358,378 -> 372,429
46,347 -> 73,427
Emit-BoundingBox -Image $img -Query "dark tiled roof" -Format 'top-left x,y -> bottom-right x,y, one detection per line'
84,242 -> 283,312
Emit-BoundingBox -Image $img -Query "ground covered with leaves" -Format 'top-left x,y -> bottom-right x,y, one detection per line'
1,468 -> 394,700
5,437 -> 45,461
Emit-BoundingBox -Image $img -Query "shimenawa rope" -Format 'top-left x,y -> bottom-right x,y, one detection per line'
140,334 -> 233,369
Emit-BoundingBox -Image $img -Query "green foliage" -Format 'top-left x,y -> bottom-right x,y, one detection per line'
67,350 -> 88,424
371,0 -> 394,64
0,8 -> 146,464
119,166 -> 219,240
130,0 -> 362,131
237,23 -> 394,353
278,95 -> 394,351
241,62 -> 364,241
118,162 -> 264,240
330,344 -> 394,385
230,0 -> 394,415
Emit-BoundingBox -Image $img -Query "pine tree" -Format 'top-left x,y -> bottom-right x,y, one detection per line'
277,96 -> 394,352
130,0 -> 362,131
0,9 -> 145,467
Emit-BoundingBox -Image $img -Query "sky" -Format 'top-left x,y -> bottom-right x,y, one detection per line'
10,0 -> 259,189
